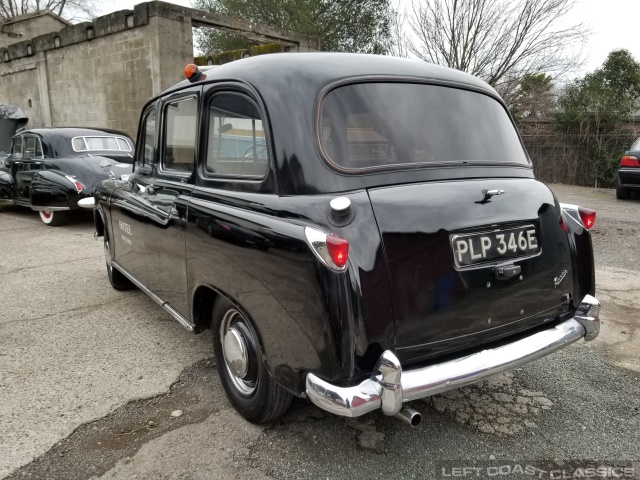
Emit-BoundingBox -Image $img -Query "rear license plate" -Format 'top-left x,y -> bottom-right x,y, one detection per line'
451,225 -> 539,268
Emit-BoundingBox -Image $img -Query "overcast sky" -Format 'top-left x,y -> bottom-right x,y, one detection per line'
100,0 -> 640,77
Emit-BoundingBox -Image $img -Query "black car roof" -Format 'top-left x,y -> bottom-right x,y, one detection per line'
17,127 -> 133,140
162,52 -> 499,99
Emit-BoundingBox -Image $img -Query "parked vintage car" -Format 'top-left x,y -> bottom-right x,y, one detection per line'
93,54 -> 600,425
0,127 -> 134,226
616,136 -> 640,199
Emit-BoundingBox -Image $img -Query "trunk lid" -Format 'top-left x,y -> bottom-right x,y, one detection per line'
80,155 -> 133,176
367,178 -> 573,363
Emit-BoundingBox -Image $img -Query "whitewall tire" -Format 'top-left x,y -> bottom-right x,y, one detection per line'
39,210 -> 67,227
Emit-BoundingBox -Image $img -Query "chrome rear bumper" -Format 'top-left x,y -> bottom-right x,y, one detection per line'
305,295 -> 600,418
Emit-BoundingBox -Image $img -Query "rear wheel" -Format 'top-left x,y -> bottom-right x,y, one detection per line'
616,184 -> 631,200
104,235 -> 134,290
39,210 -> 67,226
212,298 -> 292,423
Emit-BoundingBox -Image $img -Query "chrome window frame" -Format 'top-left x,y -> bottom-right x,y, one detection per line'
204,92 -> 270,181
71,135 -> 132,153
159,95 -> 199,175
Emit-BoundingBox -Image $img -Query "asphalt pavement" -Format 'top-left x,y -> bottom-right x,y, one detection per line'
0,184 -> 638,480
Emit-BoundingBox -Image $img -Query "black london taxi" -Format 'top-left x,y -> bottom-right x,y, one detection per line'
93,53 -> 600,425
0,127 -> 134,226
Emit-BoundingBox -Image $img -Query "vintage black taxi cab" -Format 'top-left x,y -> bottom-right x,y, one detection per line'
93,53 -> 600,425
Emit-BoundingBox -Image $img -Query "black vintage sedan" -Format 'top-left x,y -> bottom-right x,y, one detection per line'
616,136 -> 640,199
0,127 -> 134,226
93,53 -> 600,426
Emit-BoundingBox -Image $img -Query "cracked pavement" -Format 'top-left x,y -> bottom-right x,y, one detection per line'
1,184 -> 639,480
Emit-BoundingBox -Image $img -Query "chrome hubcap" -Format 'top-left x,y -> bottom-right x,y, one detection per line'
220,309 -> 257,396
223,327 -> 248,378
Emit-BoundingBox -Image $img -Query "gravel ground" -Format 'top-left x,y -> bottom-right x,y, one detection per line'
1,184 -> 639,480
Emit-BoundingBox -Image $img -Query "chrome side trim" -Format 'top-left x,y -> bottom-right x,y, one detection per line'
306,295 -> 600,418
163,303 -> 195,332
112,261 -> 164,306
111,261 -> 194,332
30,206 -> 71,211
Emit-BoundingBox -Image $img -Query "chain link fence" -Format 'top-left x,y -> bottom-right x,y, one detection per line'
518,121 -> 640,187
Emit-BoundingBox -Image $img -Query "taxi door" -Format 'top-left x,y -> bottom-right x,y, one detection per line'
128,88 -> 200,319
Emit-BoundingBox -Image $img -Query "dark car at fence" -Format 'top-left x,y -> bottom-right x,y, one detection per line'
93,53 -> 600,426
616,137 -> 640,199
0,127 -> 134,226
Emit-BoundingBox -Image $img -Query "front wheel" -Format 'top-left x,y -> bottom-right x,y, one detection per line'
104,236 -> 134,290
39,210 -> 67,226
212,298 -> 292,423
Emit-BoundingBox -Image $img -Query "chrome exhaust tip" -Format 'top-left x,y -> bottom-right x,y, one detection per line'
395,406 -> 422,427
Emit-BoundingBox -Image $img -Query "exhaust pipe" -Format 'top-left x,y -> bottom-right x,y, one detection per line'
395,406 -> 422,427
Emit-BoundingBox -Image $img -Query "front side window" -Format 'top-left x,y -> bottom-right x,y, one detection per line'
23,136 -> 43,158
206,94 -> 268,178
11,136 -> 23,158
320,82 -> 529,171
163,97 -> 197,173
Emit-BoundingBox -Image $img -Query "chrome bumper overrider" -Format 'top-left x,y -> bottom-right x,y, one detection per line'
305,295 -> 600,418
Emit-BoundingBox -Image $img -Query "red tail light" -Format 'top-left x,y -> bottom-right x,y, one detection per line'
620,155 -> 640,167
326,234 -> 349,268
65,175 -> 83,193
578,207 -> 596,229
304,227 -> 350,271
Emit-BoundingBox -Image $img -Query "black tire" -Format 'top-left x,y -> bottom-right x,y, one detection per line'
39,210 -> 67,226
616,184 -> 631,200
104,235 -> 134,290
212,298 -> 292,423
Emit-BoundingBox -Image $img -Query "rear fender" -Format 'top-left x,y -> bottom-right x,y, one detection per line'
560,203 -> 596,302
30,170 -> 77,209
185,197 -> 356,396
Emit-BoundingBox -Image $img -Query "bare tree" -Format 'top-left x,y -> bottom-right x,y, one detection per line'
388,9 -> 411,58
405,0 -> 588,105
0,0 -> 96,22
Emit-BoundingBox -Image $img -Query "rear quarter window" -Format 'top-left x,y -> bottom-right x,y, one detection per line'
319,82 -> 529,172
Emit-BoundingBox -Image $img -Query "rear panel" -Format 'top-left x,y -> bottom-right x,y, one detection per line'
367,178 -> 574,365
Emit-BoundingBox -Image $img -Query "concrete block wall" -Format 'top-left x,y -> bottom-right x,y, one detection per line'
2,15 -> 69,42
0,3 -> 193,138
0,1 -> 317,138
0,53 -> 45,128
45,28 -> 154,134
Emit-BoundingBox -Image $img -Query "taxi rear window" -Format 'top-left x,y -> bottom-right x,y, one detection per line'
319,83 -> 529,172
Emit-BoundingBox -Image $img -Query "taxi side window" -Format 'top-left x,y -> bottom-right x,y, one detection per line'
11,136 -> 23,158
162,97 -> 197,173
206,93 -> 268,178
141,108 -> 157,166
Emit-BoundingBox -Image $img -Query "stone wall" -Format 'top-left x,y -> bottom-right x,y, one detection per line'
0,2 -> 317,138
44,27 -> 156,134
0,54 -> 44,126
2,14 -> 70,41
